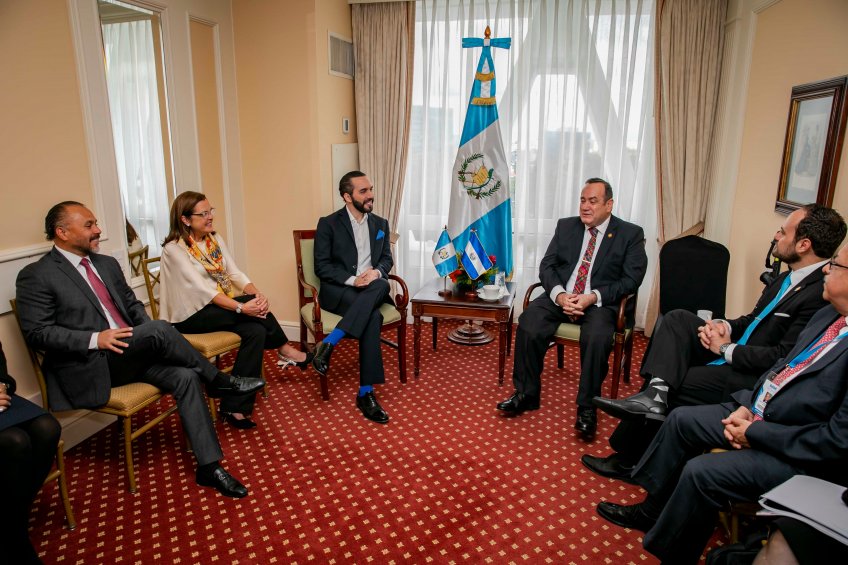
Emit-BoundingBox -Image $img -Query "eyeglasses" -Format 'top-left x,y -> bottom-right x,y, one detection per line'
189,208 -> 215,219
827,258 -> 848,270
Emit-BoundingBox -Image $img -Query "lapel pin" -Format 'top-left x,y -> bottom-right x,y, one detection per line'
607,233 -> 613,238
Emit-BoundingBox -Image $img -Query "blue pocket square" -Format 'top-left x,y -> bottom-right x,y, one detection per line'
376,229 -> 385,240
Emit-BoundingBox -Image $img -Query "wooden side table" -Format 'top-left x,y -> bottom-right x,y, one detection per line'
411,279 -> 516,385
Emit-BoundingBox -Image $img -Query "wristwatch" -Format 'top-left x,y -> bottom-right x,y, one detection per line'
235,303 -> 243,315
718,343 -> 730,359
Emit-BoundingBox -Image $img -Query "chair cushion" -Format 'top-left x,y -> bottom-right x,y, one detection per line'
106,382 -> 163,412
181,331 -> 241,358
554,324 -> 632,343
300,303 -> 401,333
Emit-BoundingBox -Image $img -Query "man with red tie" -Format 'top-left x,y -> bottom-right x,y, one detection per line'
594,244 -> 848,564
15,202 -> 264,498
496,179 -> 648,440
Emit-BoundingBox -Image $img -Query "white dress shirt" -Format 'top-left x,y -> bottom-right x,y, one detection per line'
345,207 -> 373,286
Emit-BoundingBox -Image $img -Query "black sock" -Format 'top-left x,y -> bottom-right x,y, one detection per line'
198,461 -> 219,475
211,371 -> 233,387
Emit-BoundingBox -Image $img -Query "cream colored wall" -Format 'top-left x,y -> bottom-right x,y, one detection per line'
725,0 -> 848,316
232,0 -> 355,323
190,19 -> 229,242
0,0 -> 93,399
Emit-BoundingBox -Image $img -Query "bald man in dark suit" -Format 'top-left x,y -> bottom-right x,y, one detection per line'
497,178 -> 648,440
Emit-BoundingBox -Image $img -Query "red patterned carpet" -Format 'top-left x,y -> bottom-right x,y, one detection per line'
30,322 -> 726,563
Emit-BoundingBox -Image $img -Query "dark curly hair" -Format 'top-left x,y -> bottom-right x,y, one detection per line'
796,204 -> 847,259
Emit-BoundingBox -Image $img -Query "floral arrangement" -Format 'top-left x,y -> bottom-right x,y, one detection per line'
448,253 -> 498,288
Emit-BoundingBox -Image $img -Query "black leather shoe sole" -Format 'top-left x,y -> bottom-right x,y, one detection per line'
593,396 -> 667,421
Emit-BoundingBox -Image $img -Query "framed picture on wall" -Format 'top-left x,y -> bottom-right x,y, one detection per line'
775,76 -> 848,215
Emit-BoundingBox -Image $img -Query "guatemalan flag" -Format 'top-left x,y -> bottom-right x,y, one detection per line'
447,27 -> 513,278
461,230 -> 494,280
432,227 -> 459,277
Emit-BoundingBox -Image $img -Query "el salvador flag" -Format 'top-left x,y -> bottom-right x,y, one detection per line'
461,231 -> 494,280
432,228 -> 459,277
447,28 -> 513,278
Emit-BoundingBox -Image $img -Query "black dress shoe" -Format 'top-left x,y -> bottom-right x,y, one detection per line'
312,342 -> 334,376
206,375 -> 266,398
593,390 -> 667,421
196,465 -> 248,498
496,391 -> 540,414
222,413 -> 257,430
574,407 -> 597,440
596,501 -> 657,532
581,453 -> 637,484
356,391 -> 389,424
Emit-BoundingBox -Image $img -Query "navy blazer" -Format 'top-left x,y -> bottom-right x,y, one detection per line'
730,305 -> 848,484
314,207 -> 394,312
16,248 -> 148,410
538,215 -> 647,315
726,268 -> 826,374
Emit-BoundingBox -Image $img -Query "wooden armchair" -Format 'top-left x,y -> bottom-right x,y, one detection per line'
293,229 -> 409,400
127,244 -> 149,278
11,299 -> 176,494
522,284 -> 636,399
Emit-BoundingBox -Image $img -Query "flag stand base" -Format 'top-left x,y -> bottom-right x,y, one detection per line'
448,321 -> 493,345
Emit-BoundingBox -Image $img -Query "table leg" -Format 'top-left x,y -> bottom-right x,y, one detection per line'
414,314 -> 422,377
507,308 -> 514,356
498,319 -> 507,386
432,317 -> 438,351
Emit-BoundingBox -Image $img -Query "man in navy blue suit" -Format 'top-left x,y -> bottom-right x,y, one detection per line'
595,243 -> 848,564
312,171 -> 395,423
496,178 -> 648,440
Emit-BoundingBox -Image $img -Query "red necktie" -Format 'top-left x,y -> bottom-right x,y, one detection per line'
80,257 -> 131,328
572,227 -> 599,295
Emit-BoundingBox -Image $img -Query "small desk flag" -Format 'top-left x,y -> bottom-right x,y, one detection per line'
461,230 -> 494,280
432,227 -> 459,277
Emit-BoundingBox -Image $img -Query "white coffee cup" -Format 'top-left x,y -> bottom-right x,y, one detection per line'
481,284 -> 500,300
697,309 -> 713,321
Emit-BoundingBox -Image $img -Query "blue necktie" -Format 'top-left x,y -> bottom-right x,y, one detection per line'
709,274 -> 793,366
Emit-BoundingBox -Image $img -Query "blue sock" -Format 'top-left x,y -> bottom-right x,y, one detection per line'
358,385 -> 373,397
323,328 -> 345,346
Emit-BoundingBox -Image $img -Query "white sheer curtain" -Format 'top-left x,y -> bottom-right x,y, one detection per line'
102,18 -> 170,256
399,0 -> 657,326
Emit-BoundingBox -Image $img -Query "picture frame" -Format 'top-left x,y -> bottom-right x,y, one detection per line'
775,76 -> 848,215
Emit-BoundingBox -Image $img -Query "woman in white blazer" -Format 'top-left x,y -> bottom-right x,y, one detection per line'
160,191 -> 312,429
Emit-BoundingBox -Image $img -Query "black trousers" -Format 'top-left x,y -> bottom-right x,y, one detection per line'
0,413 -> 61,564
512,294 -> 616,407
322,278 -> 391,386
609,309 -> 761,463
174,296 -> 287,414
633,404 -> 801,564
107,320 -> 223,466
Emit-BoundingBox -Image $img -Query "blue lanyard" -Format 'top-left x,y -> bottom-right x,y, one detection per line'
785,330 -> 848,368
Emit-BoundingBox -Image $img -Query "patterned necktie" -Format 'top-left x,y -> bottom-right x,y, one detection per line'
572,227 -> 599,295
80,257 -> 130,328
752,316 -> 847,421
773,317 -> 847,386
709,274 -> 793,366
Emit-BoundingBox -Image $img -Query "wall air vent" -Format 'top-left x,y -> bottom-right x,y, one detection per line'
329,32 -> 354,79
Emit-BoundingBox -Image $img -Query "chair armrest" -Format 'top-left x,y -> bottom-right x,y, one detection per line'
296,267 -> 323,324
388,274 -> 410,310
523,282 -> 543,309
616,293 -> 637,332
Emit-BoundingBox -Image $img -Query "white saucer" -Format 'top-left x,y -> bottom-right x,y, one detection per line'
477,293 -> 502,302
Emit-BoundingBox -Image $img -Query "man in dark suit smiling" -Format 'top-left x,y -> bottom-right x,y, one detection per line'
312,171 -> 395,423
15,202 -> 264,498
497,178 -> 648,440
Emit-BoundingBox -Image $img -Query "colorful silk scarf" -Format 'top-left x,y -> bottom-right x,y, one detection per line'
186,234 -> 235,297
